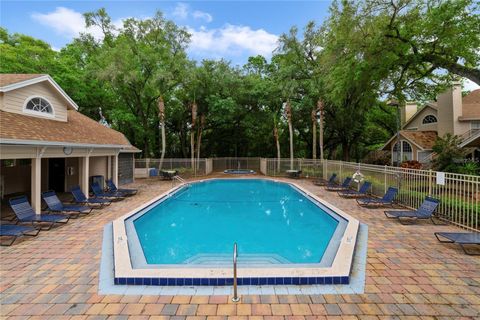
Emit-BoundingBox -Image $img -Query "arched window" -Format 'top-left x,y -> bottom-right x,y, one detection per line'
422,115 -> 437,124
392,140 -> 413,162
402,141 -> 412,153
24,97 -> 54,116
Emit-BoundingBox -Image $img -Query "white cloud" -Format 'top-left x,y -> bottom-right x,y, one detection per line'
172,3 -> 189,20
193,10 -> 213,23
188,24 -> 278,59
31,7 -> 123,40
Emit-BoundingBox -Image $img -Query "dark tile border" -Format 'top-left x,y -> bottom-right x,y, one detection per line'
114,276 -> 350,286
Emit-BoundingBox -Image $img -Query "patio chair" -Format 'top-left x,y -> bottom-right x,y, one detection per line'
42,190 -> 92,216
313,173 -> 337,186
9,195 -> 70,230
0,224 -> 40,246
338,181 -> 372,198
356,187 -> 398,207
325,177 -> 352,191
384,196 -> 441,224
106,179 -> 137,196
70,185 -> 111,207
91,182 -> 125,201
434,232 -> 480,256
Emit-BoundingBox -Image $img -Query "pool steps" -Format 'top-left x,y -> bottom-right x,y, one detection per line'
183,253 -> 291,265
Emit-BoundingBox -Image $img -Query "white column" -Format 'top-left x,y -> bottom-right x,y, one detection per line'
112,154 -> 119,186
80,156 -> 90,199
107,156 -> 112,180
31,157 -> 41,214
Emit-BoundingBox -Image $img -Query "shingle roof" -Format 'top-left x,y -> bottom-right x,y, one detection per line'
0,110 -> 134,148
461,89 -> 480,119
0,74 -> 45,87
401,130 -> 438,150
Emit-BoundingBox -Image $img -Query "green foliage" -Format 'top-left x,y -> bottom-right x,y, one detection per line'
2,0 -> 478,160
432,134 -> 466,172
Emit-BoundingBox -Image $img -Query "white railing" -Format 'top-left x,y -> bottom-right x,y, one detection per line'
134,157 -> 479,231
264,158 -> 479,231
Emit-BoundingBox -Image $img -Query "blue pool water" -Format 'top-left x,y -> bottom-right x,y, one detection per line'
133,179 -> 339,264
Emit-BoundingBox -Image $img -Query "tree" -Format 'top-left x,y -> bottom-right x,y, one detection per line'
81,9 -> 190,157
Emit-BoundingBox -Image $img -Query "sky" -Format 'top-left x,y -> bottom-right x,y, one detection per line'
1,0 -> 478,90
0,1 -> 332,64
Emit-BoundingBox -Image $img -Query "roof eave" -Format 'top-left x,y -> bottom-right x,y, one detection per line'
0,138 -> 130,149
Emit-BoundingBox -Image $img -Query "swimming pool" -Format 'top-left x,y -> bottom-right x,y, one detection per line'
113,178 -> 359,286
133,179 -> 338,264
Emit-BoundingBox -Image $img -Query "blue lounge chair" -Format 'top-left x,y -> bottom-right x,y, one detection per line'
0,224 -> 40,246
314,173 -> 337,186
70,185 -> 111,207
91,182 -> 125,201
339,181 -> 372,198
356,187 -> 398,207
384,197 -> 441,224
106,179 -> 137,196
9,196 -> 70,230
434,232 -> 480,255
41,190 -> 92,215
325,177 -> 352,191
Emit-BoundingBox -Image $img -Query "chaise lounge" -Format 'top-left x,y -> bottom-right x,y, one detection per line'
313,173 -> 337,186
0,224 -> 40,246
106,179 -> 137,196
434,232 -> 480,255
91,182 -> 125,201
325,177 -> 352,191
356,187 -> 398,207
338,181 -> 371,198
9,195 -> 71,230
71,185 -> 111,207
384,196 -> 441,224
42,190 -> 92,215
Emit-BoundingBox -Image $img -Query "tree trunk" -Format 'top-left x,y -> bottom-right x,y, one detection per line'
285,101 -> 294,170
342,142 -> 351,162
157,97 -> 166,170
318,99 -> 324,160
190,102 -> 197,170
196,115 -> 205,170
311,109 -> 317,159
273,118 -> 281,173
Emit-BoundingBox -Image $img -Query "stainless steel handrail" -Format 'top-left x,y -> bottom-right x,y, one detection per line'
232,242 -> 239,302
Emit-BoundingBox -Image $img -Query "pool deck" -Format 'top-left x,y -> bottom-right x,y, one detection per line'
1,174 -> 479,319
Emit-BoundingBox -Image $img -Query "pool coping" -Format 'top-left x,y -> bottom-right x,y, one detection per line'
112,177 -> 360,285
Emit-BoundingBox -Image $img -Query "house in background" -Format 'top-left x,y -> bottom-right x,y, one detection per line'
0,74 -> 140,213
380,84 -> 480,165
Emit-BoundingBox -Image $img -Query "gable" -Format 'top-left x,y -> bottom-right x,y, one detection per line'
0,81 -> 71,122
403,105 -> 438,131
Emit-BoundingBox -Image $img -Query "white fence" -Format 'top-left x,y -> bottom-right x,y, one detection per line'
264,158 -> 479,231
135,158 -> 210,178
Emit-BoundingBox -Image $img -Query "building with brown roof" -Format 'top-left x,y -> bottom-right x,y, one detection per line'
0,74 -> 140,213
380,84 -> 480,165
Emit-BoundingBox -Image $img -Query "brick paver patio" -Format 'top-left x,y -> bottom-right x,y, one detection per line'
1,176 -> 479,319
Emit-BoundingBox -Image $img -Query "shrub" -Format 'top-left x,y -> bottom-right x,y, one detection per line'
400,160 -> 422,169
